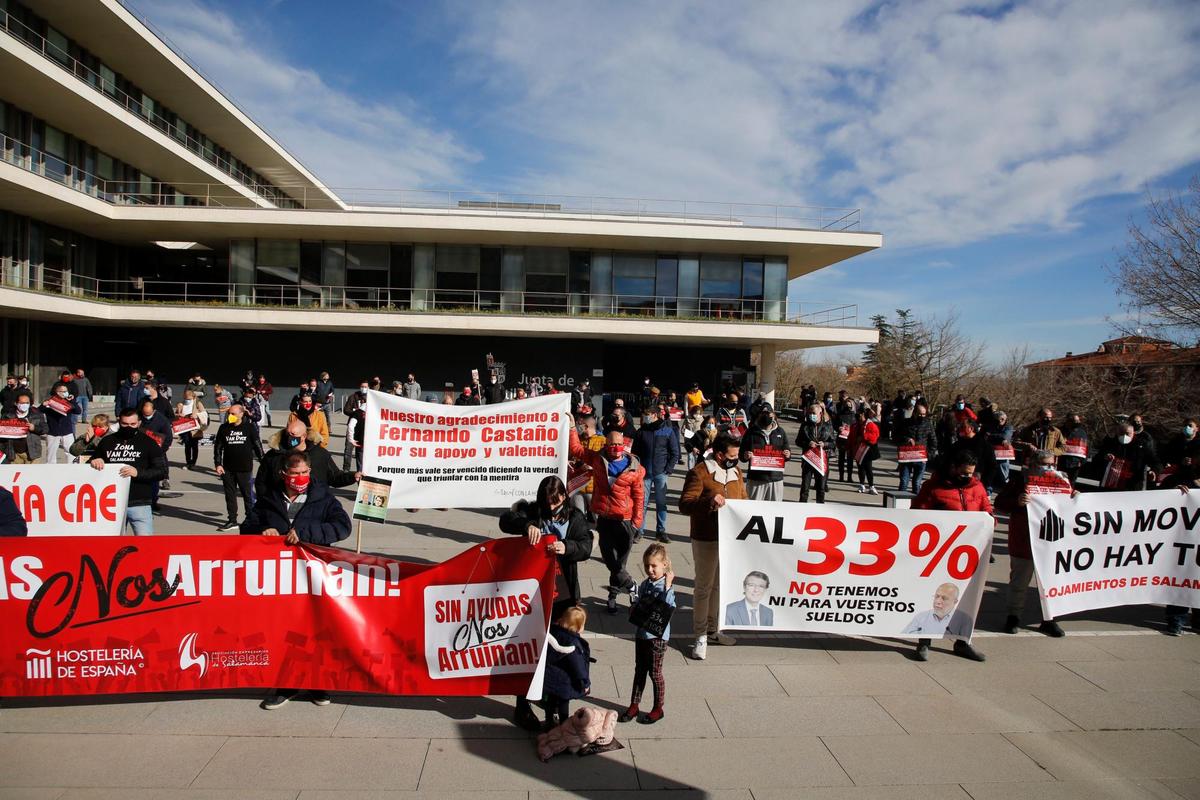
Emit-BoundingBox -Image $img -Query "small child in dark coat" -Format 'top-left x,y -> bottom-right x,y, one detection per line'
542,605 -> 591,727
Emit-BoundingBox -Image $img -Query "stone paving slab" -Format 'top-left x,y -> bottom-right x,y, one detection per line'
749,786 -> 971,800
596,697 -> 724,739
0,733 -> 224,788
1002,730 -> 1200,781
874,691 -> 1078,734
1160,779 -> 1200,800
1057,659 -> 1200,692
959,779 -> 1187,799
820,732 -> 1052,785
1178,728 -> 1200,745
140,696 -> 347,737
57,791 -> 297,800
416,735 -> 639,791
604,664 -> 787,699
189,737 -> 429,791
915,660 -> 1104,695
0,699 -> 160,734
300,793 -> 528,800
950,635 -> 1117,662
629,736 -> 852,789
769,663 -> 950,696
1036,691 -> 1200,731
528,791 -> 752,800
706,695 -> 904,737
330,696 -> 526,739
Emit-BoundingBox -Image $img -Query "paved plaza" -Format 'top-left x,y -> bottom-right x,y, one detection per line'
2,413 -> 1199,800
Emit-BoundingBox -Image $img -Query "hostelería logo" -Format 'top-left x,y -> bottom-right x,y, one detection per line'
177,633 -> 269,677
21,646 -> 145,679
24,648 -> 51,679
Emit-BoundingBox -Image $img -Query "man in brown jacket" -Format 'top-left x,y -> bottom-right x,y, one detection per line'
679,434 -> 747,660
1014,407 -> 1065,464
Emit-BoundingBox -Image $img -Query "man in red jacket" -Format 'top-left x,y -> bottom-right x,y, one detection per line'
569,426 -> 645,613
911,449 -> 990,663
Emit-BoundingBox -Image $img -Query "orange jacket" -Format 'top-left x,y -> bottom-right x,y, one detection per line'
569,429 -> 645,527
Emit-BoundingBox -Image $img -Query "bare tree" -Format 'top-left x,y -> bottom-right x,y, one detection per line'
1112,176 -> 1200,343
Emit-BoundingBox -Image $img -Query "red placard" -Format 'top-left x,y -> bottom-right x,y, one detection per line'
1062,439 -> 1088,458
1156,465 -> 1179,486
729,423 -> 747,439
993,444 -> 1015,461
144,430 -> 164,447
748,447 -> 786,471
838,424 -> 850,440
43,396 -> 73,416
854,442 -> 871,464
0,536 -> 554,698
0,419 -> 29,439
1026,473 -> 1072,495
801,446 -> 828,475
1101,457 -> 1132,489
566,464 -> 593,496
172,417 -> 200,436
668,408 -> 684,422
897,445 -> 927,463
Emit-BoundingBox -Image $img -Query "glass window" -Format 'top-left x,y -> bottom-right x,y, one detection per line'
435,244 -> 478,308
46,27 -> 70,65
742,258 -> 764,319
569,251 -> 590,314
613,254 -> 655,314
389,244 -> 412,308
42,125 -> 66,183
700,255 -> 741,318
656,257 -> 678,316
501,249 -> 523,312
589,252 -> 612,314
412,244 -> 434,311
764,257 -> 787,321
524,248 -> 568,311
677,256 -> 699,317
480,247 -> 501,310
230,240 -> 254,304
99,64 -> 117,97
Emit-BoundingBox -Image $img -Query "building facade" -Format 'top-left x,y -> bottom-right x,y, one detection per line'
0,0 -> 881,402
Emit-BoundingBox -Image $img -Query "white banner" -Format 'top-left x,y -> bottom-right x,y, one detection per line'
362,391 -> 570,509
0,464 -> 130,536
718,500 -> 993,640
1029,489 -> 1200,618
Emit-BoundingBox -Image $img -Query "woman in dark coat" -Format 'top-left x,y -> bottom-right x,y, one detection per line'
499,475 -> 594,605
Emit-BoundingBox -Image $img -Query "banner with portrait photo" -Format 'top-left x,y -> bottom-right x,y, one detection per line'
718,500 -> 993,640
362,391 -> 570,509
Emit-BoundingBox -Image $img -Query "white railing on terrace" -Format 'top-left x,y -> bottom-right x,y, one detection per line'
1,132 -> 865,230
0,260 -> 861,327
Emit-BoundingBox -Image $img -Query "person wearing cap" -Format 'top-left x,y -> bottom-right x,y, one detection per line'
455,385 -> 480,406
739,403 -> 790,501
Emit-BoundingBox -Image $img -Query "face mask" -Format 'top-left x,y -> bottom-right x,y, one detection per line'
759,415 -> 774,427
955,402 -> 964,411
18,380 -> 28,386
719,456 -> 740,469
807,413 -> 819,423
359,387 -> 368,393
1041,418 -> 1052,426
13,402 -> 28,414
283,474 -> 311,494
907,399 -> 915,408
227,414 -> 240,424
705,425 -> 717,432
1133,421 -> 1143,432
116,425 -> 138,439
644,380 -> 650,386
1119,434 -> 1133,444
643,416 -> 654,425
286,435 -> 304,448
56,391 -> 69,398
92,426 -> 107,438
950,474 -> 972,487
605,446 -> 625,460
1186,426 -> 1196,437
549,501 -> 566,519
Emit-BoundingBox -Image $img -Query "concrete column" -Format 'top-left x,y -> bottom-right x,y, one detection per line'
758,343 -> 777,407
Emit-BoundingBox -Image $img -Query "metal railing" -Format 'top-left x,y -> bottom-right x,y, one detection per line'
0,259 -> 861,327
0,7 -> 299,208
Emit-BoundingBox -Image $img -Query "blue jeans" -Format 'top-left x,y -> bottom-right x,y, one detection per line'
71,397 -> 88,428
642,472 -> 669,534
126,504 -> 154,535
899,461 -> 926,493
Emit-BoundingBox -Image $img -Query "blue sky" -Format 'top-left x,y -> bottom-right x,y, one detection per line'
130,0 -> 1200,363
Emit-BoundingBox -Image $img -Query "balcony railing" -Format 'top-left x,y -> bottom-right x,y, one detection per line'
0,7 -> 299,208
0,259 -> 861,327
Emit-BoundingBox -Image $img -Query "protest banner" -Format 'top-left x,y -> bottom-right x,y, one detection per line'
171,417 -> 200,436
718,500 -> 992,639
0,465 -> 129,536
748,446 -> 787,472
0,419 -> 28,439
993,444 -> 1016,462
42,396 -> 73,416
1062,439 -> 1088,458
362,391 -> 570,509
1026,472 -> 1072,495
1101,457 -> 1132,489
0,535 -> 555,698
897,445 -> 927,463
1028,489 -> 1200,618
668,408 -> 684,422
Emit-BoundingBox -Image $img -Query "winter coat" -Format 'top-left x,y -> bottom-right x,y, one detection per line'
632,419 -> 679,477
499,500 -> 594,603
0,486 -> 28,536
536,707 -> 617,762
289,408 -> 330,449
1059,424 -> 1090,469
901,416 -> 938,460
938,435 -> 997,485
568,429 -> 645,527
679,459 -> 747,542
912,475 -> 994,514
115,380 -> 146,413
42,395 -> 80,437
848,420 -> 880,461
1015,423 -> 1066,461
92,430 -> 167,507
1093,435 -> 1153,491
0,408 -> 48,462
542,624 -> 591,700
738,423 -> 789,483
315,379 -> 335,408
213,420 -> 265,473
185,380 -> 208,401
139,411 -> 173,454
794,420 -> 836,452
256,429 -> 357,499
239,479 -> 352,545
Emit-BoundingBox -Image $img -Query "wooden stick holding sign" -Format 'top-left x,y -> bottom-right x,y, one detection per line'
352,475 -> 393,553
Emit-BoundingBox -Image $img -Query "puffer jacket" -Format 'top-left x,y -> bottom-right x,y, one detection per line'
739,423 -> 789,483
912,475 -> 993,514
542,624 -> 591,700
632,419 -> 679,477
569,429 -> 645,527
536,707 -> 617,762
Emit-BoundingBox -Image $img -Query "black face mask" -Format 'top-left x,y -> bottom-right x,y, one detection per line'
116,426 -> 138,440
286,435 -> 303,449
950,474 -> 972,487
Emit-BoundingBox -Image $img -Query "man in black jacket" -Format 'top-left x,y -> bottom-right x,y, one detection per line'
214,403 -> 264,531
89,408 -> 167,535
0,485 -> 27,536
898,402 -> 938,493
240,450 -> 351,710
739,404 -> 790,501
794,404 -> 834,503
256,418 -> 359,499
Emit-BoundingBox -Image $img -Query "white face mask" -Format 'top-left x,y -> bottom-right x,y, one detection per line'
1119,434 -> 1133,445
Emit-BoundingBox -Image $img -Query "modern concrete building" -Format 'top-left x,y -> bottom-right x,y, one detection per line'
0,0 -> 881,401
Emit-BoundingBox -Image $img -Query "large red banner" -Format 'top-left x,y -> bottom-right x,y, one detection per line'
0,536 -> 555,698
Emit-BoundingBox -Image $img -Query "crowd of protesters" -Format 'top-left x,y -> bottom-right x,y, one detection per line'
0,367 -> 1197,729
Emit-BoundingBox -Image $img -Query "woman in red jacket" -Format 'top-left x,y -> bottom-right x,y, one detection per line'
910,449 -> 990,664
848,408 -> 881,494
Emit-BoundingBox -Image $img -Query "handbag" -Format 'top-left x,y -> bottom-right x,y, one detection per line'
629,587 -> 674,638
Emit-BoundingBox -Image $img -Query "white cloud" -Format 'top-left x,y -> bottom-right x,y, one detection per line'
132,0 -> 479,190
449,0 -> 1200,247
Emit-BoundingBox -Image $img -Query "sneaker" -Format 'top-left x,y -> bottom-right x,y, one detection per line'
309,690 -> 331,706
867,486 -> 879,495
708,632 -> 737,646
913,642 -> 930,662
857,485 -> 867,493
216,520 -> 238,532
1038,620 -> 1065,638
617,704 -> 640,723
690,636 -> 708,660
1165,622 -> 1184,637
261,689 -> 298,710
655,531 -> 670,543
1003,614 -> 1020,634
953,640 -> 986,662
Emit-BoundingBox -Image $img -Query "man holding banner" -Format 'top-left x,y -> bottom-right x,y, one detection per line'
89,408 -> 166,535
